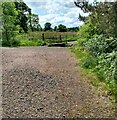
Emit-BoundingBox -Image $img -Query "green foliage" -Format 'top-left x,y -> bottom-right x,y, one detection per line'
14,31 -> 77,47
57,24 -> 67,32
54,26 -> 57,31
73,33 -> 117,100
16,33 -> 45,46
19,39 -> 44,46
82,55 -> 97,69
72,38 -> 117,100
44,22 -> 52,31
2,1 -> 43,46
27,14 -> 41,32
82,35 -> 117,56
86,35 -> 116,93
67,27 -> 79,32
72,0 -> 117,99
95,52 -> 117,82
2,2 -> 20,46
2,39 -> 20,47
78,20 -> 95,39
14,1 -> 30,33
75,1 -> 117,37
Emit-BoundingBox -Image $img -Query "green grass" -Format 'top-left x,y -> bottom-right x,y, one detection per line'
2,31 -> 78,47
70,44 -> 107,90
19,39 -> 45,46
19,31 -> 77,42
15,31 -> 78,47
0,41 -> 2,46
70,42 -> 117,102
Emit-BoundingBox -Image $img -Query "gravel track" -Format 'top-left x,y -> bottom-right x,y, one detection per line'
1,47 -> 116,118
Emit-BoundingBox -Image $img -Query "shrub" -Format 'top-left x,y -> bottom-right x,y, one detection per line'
95,52 -> 117,82
74,34 -> 117,99
2,39 -> 20,47
78,20 -> 95,40
82,55 -> 97,69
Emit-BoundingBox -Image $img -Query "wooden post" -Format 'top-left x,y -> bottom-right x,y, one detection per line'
59,35 -> 62,42
42,33 -> 44,41
66,35 -> 67,41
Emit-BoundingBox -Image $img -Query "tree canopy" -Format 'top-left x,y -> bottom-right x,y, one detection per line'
57,24 -> 67,32
44,22 -> 52,31
75,1 -> 117,37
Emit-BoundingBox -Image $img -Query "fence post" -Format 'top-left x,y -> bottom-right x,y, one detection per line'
42,33 -> 44,41
59,35 -> 62,42
66,35 -> 67,41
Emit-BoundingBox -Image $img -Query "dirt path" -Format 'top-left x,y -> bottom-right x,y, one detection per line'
2,47 -> 115,118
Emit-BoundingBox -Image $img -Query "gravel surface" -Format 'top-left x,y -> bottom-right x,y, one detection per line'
2,47 -> 116,118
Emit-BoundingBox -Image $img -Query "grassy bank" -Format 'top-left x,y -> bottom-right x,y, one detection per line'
70,39 -> 117,103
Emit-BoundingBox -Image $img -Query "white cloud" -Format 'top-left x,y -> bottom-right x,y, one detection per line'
24,0 -> 89,28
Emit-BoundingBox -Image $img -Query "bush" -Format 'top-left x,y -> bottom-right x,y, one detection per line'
78,20 -> 95,40
15,34 -> 46,46
82,55 -> 97,69
82,35 -> 117,57
73,34 -> 117,99
95,52 -> 117,82
2,39 -> 20,47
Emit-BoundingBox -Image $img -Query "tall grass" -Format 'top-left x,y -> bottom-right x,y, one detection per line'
2,31 -> 78,47
13,31 -> 77,47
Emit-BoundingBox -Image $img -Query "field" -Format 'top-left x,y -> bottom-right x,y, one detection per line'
15,32 -> 78,46
28,31 -> 78,40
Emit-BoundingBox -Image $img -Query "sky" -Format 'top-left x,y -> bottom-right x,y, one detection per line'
23,0 -> 90,28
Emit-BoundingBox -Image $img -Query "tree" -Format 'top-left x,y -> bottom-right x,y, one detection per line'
15,1 -> 42,32
54,26 -> 57,31
57,24 -> 67,32
28,14 -> 41,31
20,12 -> 28,33
74,1 -> 117,37
111,1 -> 117,37
68,27 -> 79,32
44,22 -> 52,31
2,2 -> 20,46
14,1 -> 30,33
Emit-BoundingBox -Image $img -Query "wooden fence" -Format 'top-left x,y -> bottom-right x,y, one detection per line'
40,32 -> 77,43
22,32 -> 78,44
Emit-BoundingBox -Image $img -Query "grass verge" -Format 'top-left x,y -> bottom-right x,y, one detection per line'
70,43 -> 116,105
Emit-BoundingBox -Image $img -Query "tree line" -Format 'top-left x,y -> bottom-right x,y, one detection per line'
44,22 -> 79,32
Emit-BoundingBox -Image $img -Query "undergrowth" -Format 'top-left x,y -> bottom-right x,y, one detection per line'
70,35 -> 117,102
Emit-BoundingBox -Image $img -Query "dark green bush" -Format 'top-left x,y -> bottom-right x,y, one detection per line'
2,39 -> 20,47
82,35 -> 117,57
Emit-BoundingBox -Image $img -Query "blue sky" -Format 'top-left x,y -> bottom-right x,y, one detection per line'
23,0 -> 90,28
